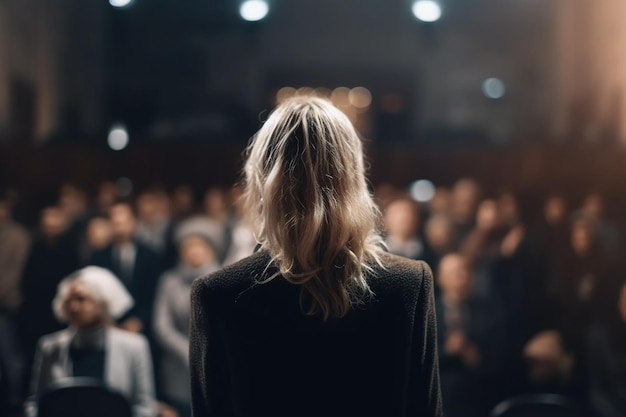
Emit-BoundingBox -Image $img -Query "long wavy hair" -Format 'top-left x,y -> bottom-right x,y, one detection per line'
243,96 -> 384,320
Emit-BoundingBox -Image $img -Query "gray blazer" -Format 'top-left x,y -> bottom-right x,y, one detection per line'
26,327 -> 157,417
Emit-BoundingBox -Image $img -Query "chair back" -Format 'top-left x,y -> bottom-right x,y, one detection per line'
490,393 -> 582,417
38,377 -> 132,417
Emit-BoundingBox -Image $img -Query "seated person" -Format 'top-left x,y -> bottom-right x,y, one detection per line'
522,329 -> 589,412
25,266 -> 157,417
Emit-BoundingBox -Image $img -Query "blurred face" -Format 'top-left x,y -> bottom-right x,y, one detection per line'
384,199 -> 419,241
571,221 -> 594,256
437,254 -> 473,303
41,208 -> 68,240
87,218 -> 113,250
181,236 -> 215,268
97,181 -> 117,210
173,185 -> 194,215
136,193 -> 161,223
450,179 -> 480,225
583,194 -> 604,219
425,216 -> 454,253
64,281 -> 104,328
58,185 -> 87,218
544,196 -> 567,226
110,204 -> 136,243
204,188 -> 228,220
498,193 -> 520,227
476,200 -> 500,232
428,188 -> 451,216
524,331 -> 570,384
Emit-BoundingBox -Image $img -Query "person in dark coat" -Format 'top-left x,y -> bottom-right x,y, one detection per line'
190,97 -> 442,417
435,253 -> 513,417
89,202 -> 162,335
19,207 -> 80,379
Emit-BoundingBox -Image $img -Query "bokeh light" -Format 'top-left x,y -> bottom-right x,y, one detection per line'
410,180 -> 436,203
349,87 -> 372,109
107,125 -> 129,151
109,0 -> 133,8
412,1 -> 442,23
239,0 -> 270,22
482,77 -> 507,99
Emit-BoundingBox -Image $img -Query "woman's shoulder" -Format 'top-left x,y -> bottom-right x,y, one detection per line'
192,249 -> 272,297
370,251 -> 434,299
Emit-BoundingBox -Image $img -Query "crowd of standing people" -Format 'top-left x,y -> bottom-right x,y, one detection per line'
0,176 -> 625,416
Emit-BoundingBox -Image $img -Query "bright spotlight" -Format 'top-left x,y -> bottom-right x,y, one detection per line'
482,78 -> 506,99
240,0 -> 269,22
109,0 -> 133,8
410,180 -> 436,203
107,124 -> 129,151
412,1 -> 442,23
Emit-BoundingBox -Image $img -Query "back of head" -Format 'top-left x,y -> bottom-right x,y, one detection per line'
243,96 -> 383,320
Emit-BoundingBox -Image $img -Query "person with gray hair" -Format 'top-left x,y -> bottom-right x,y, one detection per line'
26,266 -> 157,417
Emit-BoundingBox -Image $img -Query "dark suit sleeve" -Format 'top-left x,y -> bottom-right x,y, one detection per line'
189,278 -> 233,417
408,263 -> 443,417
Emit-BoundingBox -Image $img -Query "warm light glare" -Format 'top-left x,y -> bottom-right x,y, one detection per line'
482,78 -> 506,99
109,0 -> 133,8
239,0 -> 269,22
276,87 -> 296,103
410,180 -> 436,203
348,87 -> 372,109
412,1 -> 442,22
296,87 -> 315,96
331,87 -> 351,107
108,125 -> 129,151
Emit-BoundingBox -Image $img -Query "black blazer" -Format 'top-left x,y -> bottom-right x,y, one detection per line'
89,241 -> 162,328
190,249 -> 442,417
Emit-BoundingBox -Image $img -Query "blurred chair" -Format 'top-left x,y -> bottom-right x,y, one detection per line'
38,377 -> 132,417
490,394 -> 582,417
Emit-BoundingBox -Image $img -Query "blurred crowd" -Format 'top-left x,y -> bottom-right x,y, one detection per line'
1,178 -> 626,417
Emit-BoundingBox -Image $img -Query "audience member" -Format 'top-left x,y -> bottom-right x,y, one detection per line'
153,233 -> 220,417
222,186 -> 256,266
424,214 -> 455,273
25,266 -> 157,417
436,253 -> 512,417
95,180 -> 118,216
89,203 -> 163,334
587,281 -> 626,417
171,185 -> 196,223
551,215 -> 612,333
523,330 -> 582,401
449,178 -> 481,246
0,193 -> 29,414
383,196 -> 435,265
580,193 -> 622,261
19,207 -> 80,379
0,194 -> 29,314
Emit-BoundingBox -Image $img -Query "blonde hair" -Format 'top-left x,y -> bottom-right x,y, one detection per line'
243,96 -> 384,320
